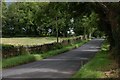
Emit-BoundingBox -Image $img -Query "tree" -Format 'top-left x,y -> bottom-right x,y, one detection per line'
66,2 -> 120,63
88,11 -> 99,39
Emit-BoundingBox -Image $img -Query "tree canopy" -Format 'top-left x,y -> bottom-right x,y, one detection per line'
2,2 -> 101,38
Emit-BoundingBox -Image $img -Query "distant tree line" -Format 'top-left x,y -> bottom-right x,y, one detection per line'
2,2 -> 102,38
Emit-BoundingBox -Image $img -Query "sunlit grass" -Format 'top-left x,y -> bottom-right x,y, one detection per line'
2,37 -> 79,46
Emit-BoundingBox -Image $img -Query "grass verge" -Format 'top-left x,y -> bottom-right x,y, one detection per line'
2,40 -> 88,68
72,41 -> 119,78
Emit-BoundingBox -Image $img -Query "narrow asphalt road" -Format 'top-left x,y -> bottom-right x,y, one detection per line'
2,39 -> 104,79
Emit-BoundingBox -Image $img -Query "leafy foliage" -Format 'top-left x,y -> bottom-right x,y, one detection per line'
2,2 -> 100,38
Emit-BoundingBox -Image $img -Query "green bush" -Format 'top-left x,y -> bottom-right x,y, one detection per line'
2,44 -> 15,50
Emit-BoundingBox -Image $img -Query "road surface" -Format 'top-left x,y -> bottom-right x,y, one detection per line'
2,39 -> 104,79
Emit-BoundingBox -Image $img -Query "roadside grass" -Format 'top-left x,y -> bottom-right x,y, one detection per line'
2,36 -> 79,46
72,41 -> 117,78
2,40 -> 88,68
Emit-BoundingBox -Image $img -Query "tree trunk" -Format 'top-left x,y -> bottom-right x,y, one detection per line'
56,17 -> 59,43
107,9 -> 120,65
89,33 -> 92,39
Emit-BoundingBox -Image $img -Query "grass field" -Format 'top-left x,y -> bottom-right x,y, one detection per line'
2,37 -> 77,46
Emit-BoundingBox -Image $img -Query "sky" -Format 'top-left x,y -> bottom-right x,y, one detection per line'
5,0 -> 11,2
